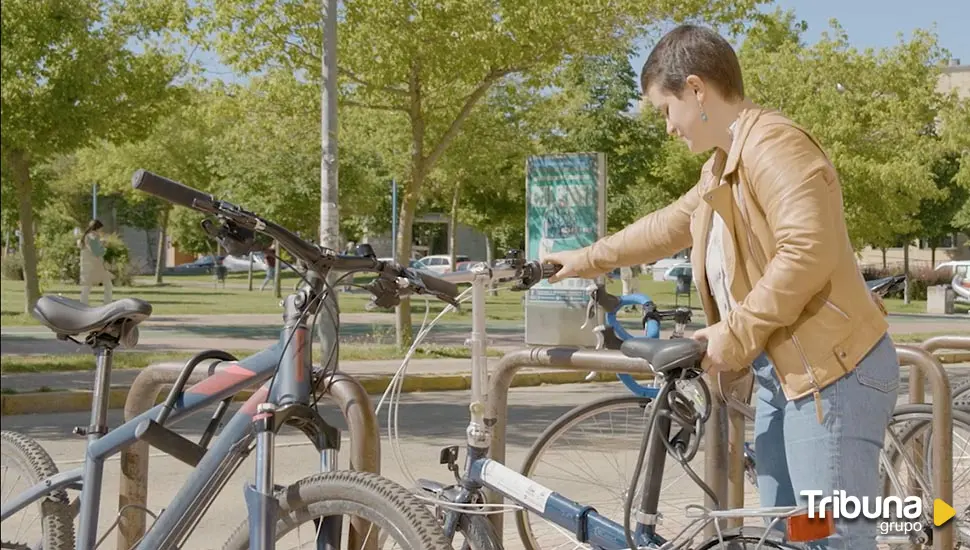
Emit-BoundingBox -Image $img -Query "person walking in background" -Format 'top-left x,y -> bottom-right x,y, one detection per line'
259,245 -> 277,291
78,219 -> 113,305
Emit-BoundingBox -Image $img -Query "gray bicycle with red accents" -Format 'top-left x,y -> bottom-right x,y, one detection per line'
1,170 -> 460,550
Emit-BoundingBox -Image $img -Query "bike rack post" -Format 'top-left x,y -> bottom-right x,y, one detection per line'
483,347 -> 673,538
116,362 -> 380,550
912,335 -> 970,404
895,345 -> 953,550
726,396 -> 747,529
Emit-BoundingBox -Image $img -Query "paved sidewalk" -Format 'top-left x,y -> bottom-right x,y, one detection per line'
2,311 -> 967,356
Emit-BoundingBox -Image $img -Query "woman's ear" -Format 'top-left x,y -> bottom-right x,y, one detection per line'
685,74 -> 706,104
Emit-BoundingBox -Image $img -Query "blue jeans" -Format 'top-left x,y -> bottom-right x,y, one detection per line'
753,333 -> 899,549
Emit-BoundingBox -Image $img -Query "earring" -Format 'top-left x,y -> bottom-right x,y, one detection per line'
693,90 -> 708,122
698,98 -> 708,122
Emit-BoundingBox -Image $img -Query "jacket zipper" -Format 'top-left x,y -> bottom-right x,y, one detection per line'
735,177 -> 825,422
822,298 -> 849,320
791,332 -> 825,423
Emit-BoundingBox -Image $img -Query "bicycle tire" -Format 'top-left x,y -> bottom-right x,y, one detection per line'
881,404 -> 970,548
515,393 -> 751,550
457,513 -> 503,550
953,376 -> 970,411
693,528 -> 801,549
221,470 -> 452,549
0,431 -> 75,550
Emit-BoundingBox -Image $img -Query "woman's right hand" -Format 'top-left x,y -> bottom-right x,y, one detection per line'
542,248 -> 592,284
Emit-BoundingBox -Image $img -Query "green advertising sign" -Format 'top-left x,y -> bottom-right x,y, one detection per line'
525,153 -> 606,345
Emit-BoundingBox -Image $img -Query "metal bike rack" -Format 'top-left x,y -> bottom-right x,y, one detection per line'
913,335 -> 970,404
483,346 -> 658,537
895,344 -> 954,550
116,362 -> 380,550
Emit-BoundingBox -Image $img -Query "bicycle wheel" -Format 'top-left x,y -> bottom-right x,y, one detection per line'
693,528 -> 801,549
953,376 -> 970,411
881,405 -> 970,547
222,470 -> 452,549
515,394 -> 756,550
1,431 -> 75,550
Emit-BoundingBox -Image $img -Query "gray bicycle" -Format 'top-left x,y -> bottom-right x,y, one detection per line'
1,170 -> 458,550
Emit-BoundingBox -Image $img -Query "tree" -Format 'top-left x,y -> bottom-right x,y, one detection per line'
938,95 -> 970,236
738,17 -> 951,251
917,152 -> 968,265
198,0 -> 765,346
1,0 -> 185,311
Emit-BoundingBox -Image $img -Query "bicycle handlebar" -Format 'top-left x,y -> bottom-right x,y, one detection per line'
132,169 -> 461,304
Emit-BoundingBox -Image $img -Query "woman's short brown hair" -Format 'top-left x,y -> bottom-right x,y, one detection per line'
640,24 -> 744,101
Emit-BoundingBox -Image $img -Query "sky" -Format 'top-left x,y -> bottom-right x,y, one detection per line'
629,0 -> 968,80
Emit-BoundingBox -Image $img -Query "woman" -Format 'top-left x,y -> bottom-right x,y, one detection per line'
542,24 -> 899,549
78,219 -> 114,305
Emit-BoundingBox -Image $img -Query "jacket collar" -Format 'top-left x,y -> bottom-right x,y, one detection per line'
722,101 -> 769,176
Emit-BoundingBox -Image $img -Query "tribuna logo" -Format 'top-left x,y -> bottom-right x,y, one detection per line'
801,490 -> 924,534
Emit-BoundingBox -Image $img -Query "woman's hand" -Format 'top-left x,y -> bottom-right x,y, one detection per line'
541,249 -> 590,284
691,323 -> 746,374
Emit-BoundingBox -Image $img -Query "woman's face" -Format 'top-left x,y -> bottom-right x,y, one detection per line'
645,82 -> 712,154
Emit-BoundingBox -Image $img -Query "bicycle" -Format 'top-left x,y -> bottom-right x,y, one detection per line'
390,266 -> 842,549
515,284 -> 969,549
1,170 -> 461,550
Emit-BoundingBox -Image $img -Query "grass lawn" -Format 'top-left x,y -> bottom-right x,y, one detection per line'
0,274 -> 700,325
3,273 -> 965,327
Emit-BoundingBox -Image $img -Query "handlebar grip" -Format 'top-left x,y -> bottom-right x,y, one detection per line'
132,170 -> 212,210
541,262 -> 562,279
416,270 -> 460,299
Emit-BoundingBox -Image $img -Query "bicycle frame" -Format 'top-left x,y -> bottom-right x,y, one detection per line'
419,275 -> 929,548
2,273 -> 343,550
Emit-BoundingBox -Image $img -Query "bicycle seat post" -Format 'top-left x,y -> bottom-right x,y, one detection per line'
76,332 -> 118,549
469,265 -> 490,406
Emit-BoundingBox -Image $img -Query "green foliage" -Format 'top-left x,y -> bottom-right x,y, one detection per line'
527,51 -> 669,232
1,0 -> 187,311
1,254 -> 24,281
738,15 -> 953,249
1,0 -> 186,161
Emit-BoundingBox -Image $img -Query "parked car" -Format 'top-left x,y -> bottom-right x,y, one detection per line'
935,260 -> 970,281
412,254 -> 470,274
165,255 -> 223,275
222,253 -> 268,273
662,263 -> 693,282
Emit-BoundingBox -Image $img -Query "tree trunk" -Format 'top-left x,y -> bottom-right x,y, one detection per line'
154,207 -> 169,285
9,151 -> 41,314
485,233 -> 497,296
273,240 -> 282,299
395,178 -> 421,349
448,181 -> 461,272
881,247 -> 887,269
931,247 -> 936,269
903,241 -> 910,304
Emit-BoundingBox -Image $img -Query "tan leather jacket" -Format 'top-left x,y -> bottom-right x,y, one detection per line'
572,105 -> 889,408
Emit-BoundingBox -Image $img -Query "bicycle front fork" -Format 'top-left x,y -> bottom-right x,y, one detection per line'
246,401 -> 342,550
